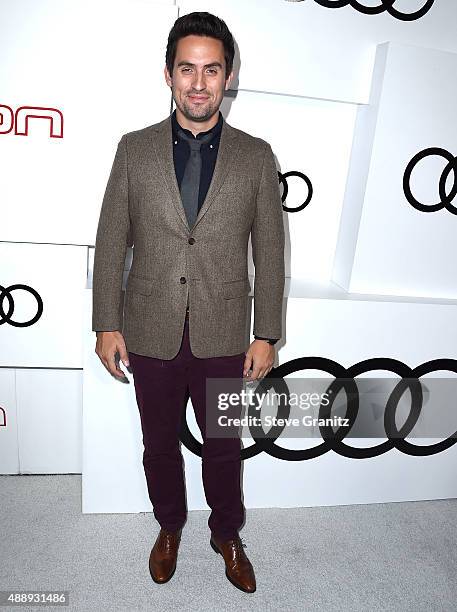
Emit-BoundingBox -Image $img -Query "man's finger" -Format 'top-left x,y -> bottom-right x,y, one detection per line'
107,352 -> 126,379
248,362 -> 263,380
118,342 -> 130,367
250,361 -> 273,380
243,353 -> 253,377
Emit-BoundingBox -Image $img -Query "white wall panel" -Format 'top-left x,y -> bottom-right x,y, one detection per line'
0,0 -> 177,245
16,369 -> 82,473
336,42 -> 457,298
0,242 -> 87,368
178,0 -> 457,103
0,369 -> 19,474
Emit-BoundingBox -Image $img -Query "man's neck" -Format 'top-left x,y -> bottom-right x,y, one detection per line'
175,108 -> 220,137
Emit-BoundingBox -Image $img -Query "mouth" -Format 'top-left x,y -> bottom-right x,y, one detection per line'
188,95 -> 209,103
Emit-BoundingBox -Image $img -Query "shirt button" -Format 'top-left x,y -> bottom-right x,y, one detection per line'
188,237 -> 195,244
180,277 -> 186,284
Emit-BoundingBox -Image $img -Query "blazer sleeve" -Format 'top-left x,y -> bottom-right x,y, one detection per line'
250,142 -> 285,340
92,134 -> 131,332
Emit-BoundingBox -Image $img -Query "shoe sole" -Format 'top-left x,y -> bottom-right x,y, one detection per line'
209,538 -> 256,593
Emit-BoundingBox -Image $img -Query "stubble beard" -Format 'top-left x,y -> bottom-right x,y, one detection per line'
175,91 -> 220,123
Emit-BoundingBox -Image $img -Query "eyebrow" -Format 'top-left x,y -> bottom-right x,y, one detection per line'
177,61 -> 223,69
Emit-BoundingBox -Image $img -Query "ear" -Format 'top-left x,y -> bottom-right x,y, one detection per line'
164,64 -> 172,87
225,70 -> 234,90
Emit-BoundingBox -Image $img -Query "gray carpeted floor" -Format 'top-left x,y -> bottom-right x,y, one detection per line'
1,475 -> 456,611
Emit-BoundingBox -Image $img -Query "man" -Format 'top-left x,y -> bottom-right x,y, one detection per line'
92,12 -> 285,594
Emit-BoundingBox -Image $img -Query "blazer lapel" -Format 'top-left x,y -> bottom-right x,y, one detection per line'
150,114 -> 239,233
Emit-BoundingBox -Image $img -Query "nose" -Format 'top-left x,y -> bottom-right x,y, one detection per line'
191,69 -> 207,92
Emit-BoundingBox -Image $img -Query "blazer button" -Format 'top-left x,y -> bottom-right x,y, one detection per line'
180,277 -> 186,284
188,237 -> 195,244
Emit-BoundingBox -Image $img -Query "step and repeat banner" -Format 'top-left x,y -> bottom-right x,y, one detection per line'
2,0 -> 457,512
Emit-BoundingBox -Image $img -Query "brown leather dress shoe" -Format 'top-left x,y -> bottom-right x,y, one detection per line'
210,535 -> 256,593
149,528 -> 182,584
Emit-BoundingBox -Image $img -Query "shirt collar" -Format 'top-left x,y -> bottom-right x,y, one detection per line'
172,108 -> 224,141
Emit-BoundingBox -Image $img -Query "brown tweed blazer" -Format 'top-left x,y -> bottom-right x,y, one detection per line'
92,114 -> 285,359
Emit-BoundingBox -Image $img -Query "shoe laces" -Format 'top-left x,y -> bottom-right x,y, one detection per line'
232,537 -> 247,555
164,535 -> 173,553
161,530 -> 178,553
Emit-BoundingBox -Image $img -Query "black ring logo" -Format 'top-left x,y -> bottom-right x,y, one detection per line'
0,284 -> 43,327
403,147 -> 457,215
180,356 -> 457,460
278,170 -> 313,212
305,0 -> 435,22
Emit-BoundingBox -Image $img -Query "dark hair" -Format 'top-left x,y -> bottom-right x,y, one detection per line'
166,11 -> 235,80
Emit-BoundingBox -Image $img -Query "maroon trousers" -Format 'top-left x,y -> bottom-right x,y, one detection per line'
128,310 -> 246,540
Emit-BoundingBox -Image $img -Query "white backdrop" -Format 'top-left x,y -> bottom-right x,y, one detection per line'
1,0 -> 457,515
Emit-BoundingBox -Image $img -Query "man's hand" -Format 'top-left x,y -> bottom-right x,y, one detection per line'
243,339 -> 275,381
95,331 -> 130,380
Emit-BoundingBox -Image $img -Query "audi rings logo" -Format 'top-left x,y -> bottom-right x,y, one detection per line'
285,0 -> 435,22
0,284 -> 44,327
278,170 -> 313,212
403,147 -> 457,215
180,356 -> 457,460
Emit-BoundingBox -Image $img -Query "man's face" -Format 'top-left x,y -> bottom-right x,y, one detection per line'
165,35 -> 233,123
